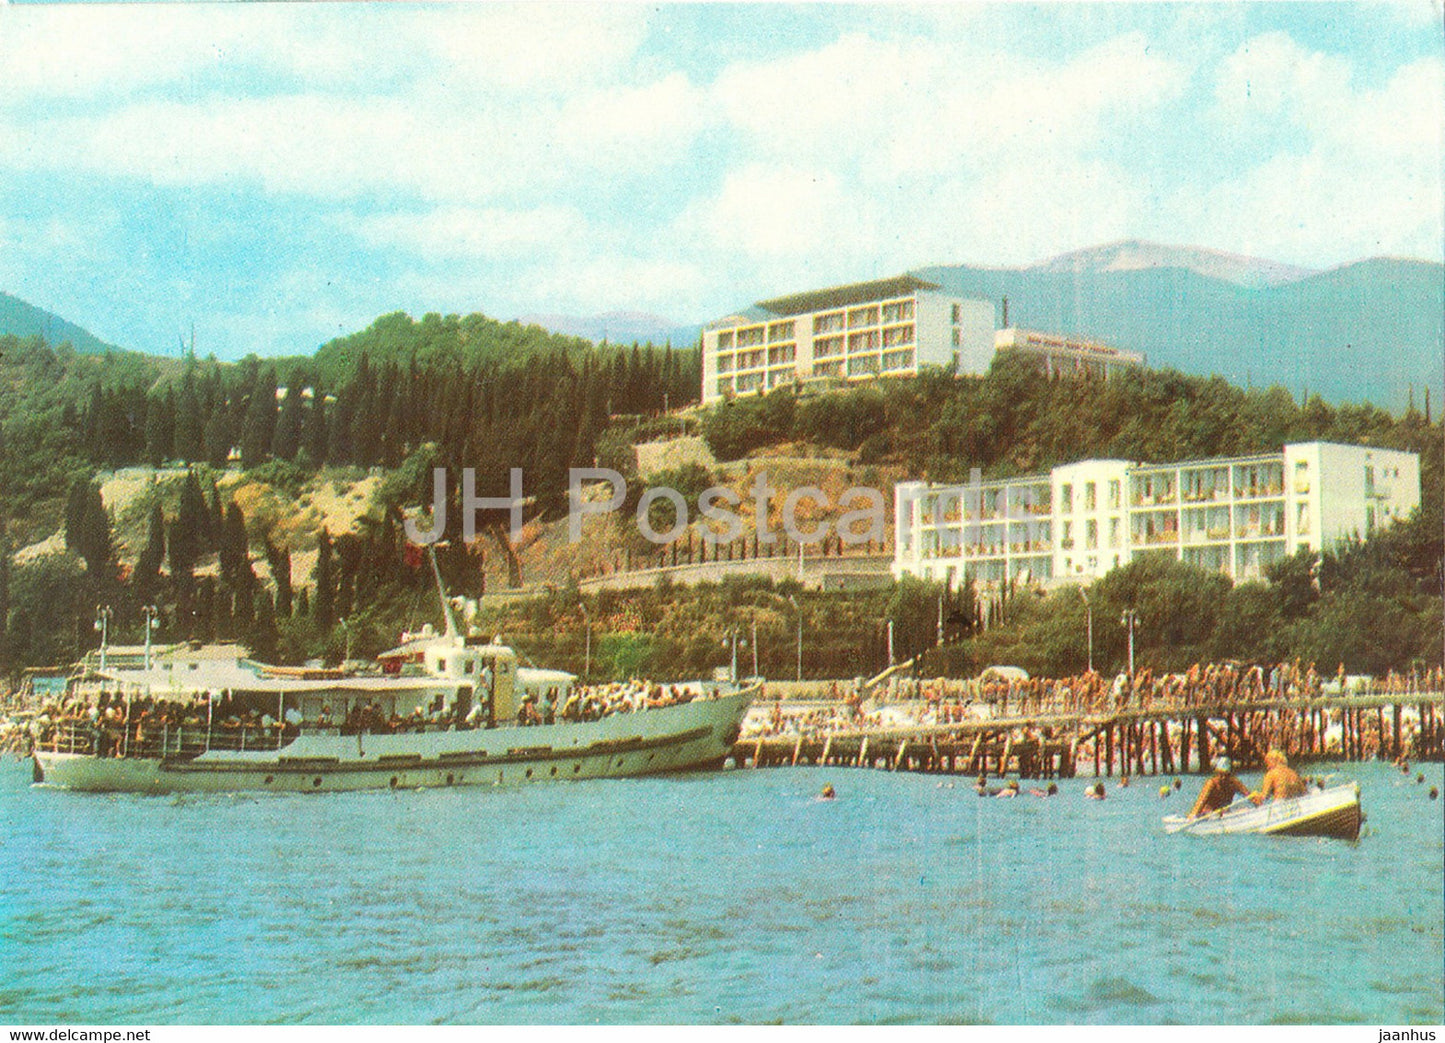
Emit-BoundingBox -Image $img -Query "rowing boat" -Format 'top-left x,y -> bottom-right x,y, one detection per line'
1163,783 -> 1362,840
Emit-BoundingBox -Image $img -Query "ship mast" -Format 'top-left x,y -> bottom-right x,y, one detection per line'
428,545 -> 461,640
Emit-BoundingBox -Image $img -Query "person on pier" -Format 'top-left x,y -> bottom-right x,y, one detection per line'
1187,756 -> 1249,818
1250,749 -> 1307,803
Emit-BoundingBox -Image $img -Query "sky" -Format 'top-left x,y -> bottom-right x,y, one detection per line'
0,2 -> 1441,360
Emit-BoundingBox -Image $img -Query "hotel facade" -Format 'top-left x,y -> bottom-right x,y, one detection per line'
700,275 -> 995,405
893,442 -> 1420,588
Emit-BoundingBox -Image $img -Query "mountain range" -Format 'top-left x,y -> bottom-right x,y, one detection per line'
0,291 -> 122,356
915,242 -> 1443,412
4,241 -> 1440,411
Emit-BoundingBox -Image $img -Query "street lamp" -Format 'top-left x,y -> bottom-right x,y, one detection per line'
579,602 -> 591,683
887,617 -> 895,666
1120,609 -> 1137,677
93,605 -> 112,672
142,605 -> 159,671
751,620 -> 759,679
788,595 -> 802,683
1079,587 -> 1093,673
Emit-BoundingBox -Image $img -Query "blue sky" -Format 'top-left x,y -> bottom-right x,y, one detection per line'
0,2 -> 1440,359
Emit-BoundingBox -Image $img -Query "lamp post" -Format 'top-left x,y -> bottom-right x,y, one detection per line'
93,605 -> 112,672
1120,609 -> 1137,677
579,602 -> 591,683
887,618 -> 895,666
788,595 -> 802,683
751,620 -> 758,679
1079,587 -> 1093,673
142,605 -> 159,671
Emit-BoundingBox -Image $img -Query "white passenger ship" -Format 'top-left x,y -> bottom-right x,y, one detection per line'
32,570 -> 754,794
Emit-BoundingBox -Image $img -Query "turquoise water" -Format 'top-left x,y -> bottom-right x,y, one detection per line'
1,758 -> 1441,1025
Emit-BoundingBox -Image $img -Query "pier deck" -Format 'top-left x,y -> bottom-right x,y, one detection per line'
732,690 -> 1445,778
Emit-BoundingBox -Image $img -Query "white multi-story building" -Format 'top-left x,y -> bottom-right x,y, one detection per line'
894,442 -> 1420,588
994,328 -> 1144,379
701,275 -> 994,405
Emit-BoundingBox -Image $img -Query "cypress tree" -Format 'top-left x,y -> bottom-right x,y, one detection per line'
174,370 -> 203,463
301,391 -> 328,467
241,369 -> 278,468
202,405 -> 232,469
272,384 -> 304,461
169,471 -> 207,585
263,536 -> 293,619
314,529 -> 335,629
136,502 -> 166,600
144,392 -> 175,468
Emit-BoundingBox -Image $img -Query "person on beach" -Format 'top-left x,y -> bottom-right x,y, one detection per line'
1250,749 -> 1307,803
1188,756 -> 1249,818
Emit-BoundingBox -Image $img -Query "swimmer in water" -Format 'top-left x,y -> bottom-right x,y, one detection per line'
1159,784 -> 1171,799
820,784 -> 836,800
996,779 -> 1020,798
1085,782 -> 1106,800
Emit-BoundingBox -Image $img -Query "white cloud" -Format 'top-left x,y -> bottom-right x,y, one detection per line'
350,205 -> 590,260
1203,35 -> 1444,264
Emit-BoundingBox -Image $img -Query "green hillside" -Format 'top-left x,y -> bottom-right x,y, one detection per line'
0,292 -> 123,356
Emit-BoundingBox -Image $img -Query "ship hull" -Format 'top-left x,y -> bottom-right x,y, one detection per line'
33,687 -> 753,794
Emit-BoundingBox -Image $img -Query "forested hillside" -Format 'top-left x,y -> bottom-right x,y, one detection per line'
0,329 -> 1438,683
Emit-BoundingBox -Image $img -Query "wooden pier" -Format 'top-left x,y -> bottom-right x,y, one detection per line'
731,691 -> 1445,778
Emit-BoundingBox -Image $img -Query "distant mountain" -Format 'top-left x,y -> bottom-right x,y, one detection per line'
0,291 -> 122,355
518,310 -> 701,348
914,250 -> 1443,412
1032,239 -> 1318,289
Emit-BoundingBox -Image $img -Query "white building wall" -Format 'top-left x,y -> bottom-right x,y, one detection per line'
894,442 -> 1421,589
954,299 -> 998,374
1051,460 -> 1132,580
1284,442 -> 1422,554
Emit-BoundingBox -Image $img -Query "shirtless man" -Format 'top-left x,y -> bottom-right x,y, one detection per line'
1188,756 -> 1250,818
1250,749 -> 1307,803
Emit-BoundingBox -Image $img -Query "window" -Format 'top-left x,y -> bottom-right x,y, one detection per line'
847,305 -> 880,329
814,312 -> 845,334
951,328 -> 961,346
1085,482 -> 1097,511
1108,479 -> 1120,509
951,303 -> 961,322
767,320 -> 795,342
1109,518 -> 1120,548
1060,484 -> 1073,513
1086,519 -> 1098,549
717,331 -> 733,349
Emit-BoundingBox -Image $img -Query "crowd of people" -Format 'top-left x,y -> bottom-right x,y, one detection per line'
10,676 -> 722,757
743,660 -> 1445,743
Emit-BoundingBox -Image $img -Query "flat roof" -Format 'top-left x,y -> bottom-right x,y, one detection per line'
755,275 -> 942,317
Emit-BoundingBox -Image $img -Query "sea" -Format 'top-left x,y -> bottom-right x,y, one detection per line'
1,757 -> 1441,1026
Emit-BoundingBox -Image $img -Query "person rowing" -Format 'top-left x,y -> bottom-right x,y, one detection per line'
1250,749 -> 1307,803
1187,756 -> 1249,818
